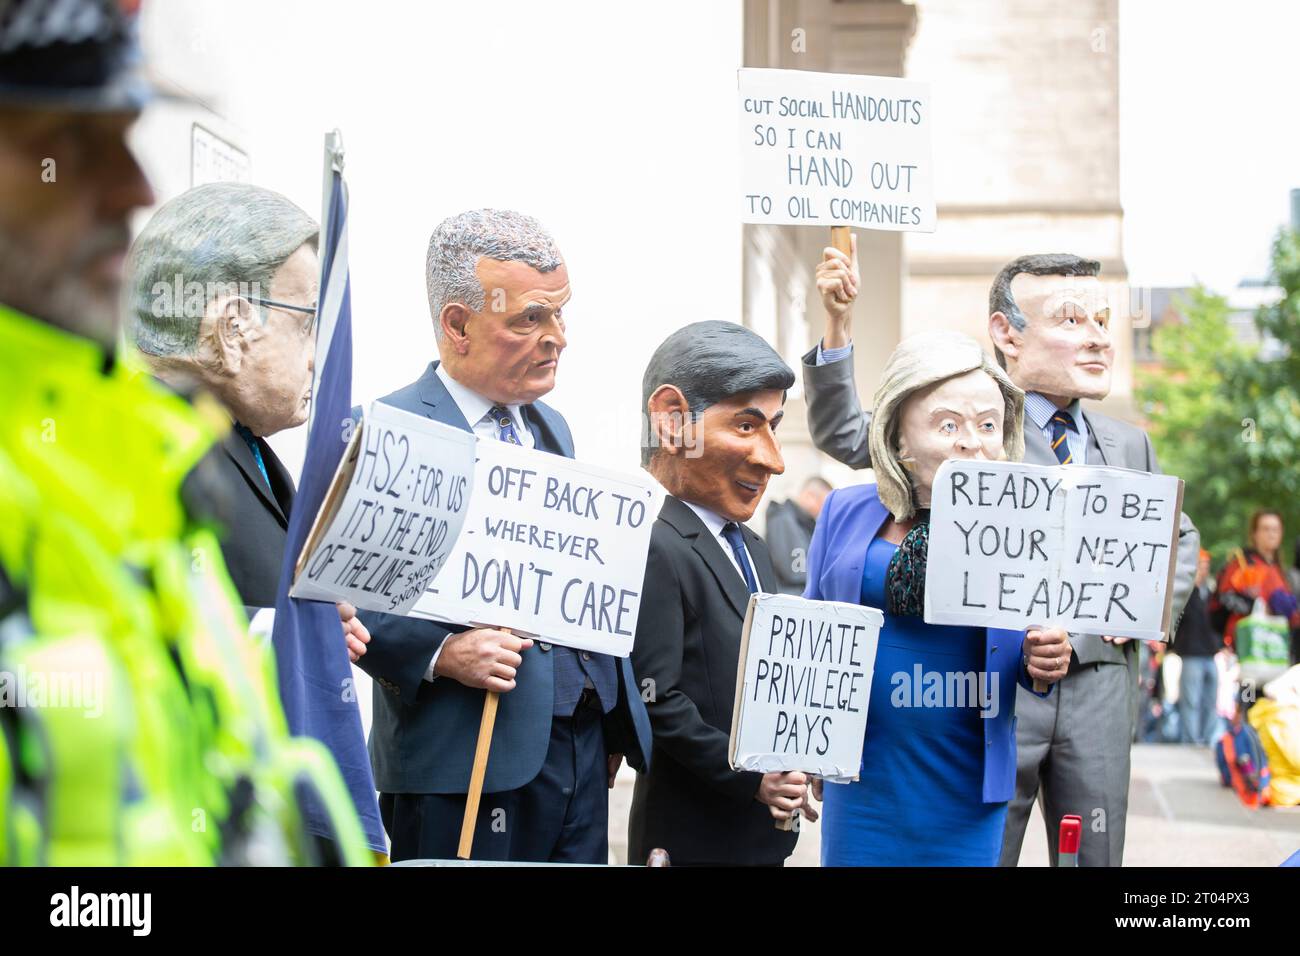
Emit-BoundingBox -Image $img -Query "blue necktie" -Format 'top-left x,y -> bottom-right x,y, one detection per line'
488,405 -> 522,445
1049,410 -> 1077,465
722,522 -> 759,594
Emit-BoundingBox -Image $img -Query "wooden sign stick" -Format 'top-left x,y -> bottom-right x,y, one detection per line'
830,225 -> 852,256
456,628 -> 509,860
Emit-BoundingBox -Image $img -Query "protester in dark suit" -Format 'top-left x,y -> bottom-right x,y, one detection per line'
629,320 -> 810,866
800,238 -> 1200,866
124,182 -> 384,855
764,476 -> 831,595
125,182 -> 383,854
126,183 -> 369,620
355,209 -> 651,863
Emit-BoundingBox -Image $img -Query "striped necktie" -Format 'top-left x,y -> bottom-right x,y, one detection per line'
1049,409 -> 1077,465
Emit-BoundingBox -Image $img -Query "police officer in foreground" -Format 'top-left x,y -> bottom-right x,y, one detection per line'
0,0 -> 368,865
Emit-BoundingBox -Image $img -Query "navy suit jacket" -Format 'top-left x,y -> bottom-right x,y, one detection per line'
354,361 -> 651,795
803,482 -> 1048,804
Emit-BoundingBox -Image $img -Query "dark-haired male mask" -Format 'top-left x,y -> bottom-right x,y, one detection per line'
993,272 -> 1113,403
648,387 -> 787,522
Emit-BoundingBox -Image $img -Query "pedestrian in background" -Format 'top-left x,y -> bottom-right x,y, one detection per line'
1211,510 -> 1297,649
1176,550 -> 1223,745
764,476 -> 831,595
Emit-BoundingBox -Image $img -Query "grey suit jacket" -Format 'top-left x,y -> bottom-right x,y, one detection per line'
801,345 -> 1200,665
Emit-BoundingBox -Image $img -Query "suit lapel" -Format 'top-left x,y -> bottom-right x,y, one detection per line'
660,496 -> 754,619
414,361 -> 473,431
521,403 -> 573,458
1080,408 -> 1116,466
1022,404 -> 1115,467
223,429 -> 288,527
408,362 -> 574,460
741,524 -> 778,594
261,440 -> 296,522
1021,421 -> 1055,467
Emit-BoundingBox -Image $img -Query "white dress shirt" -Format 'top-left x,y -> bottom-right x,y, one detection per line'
814,340 -> 854,366
424,365 -> 537,681
435,363 -> 535,449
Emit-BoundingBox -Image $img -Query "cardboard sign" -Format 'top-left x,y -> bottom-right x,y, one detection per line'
737,67 -> 934,233
925,460 -> 1184,640
292,402 -> 477,615
410,434 -> 661,658
728,593 -> 882,782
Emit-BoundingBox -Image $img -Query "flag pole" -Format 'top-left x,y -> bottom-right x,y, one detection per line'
308,129 -> 345,437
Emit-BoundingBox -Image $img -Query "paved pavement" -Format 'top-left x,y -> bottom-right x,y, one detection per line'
608,743 -> 1300,866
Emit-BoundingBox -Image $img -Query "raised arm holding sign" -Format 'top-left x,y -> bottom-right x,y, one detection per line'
802,331 -> 1071,867
799,245 -> 1201,867
736,68 -> 933,365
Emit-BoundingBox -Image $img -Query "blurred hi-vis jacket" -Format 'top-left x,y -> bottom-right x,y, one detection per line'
0,303 -> 370,865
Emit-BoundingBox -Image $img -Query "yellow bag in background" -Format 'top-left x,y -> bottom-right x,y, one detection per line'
1248,697 -> 1300,808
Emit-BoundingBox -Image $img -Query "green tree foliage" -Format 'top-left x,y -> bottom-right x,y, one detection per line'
1139,230 -> 1300,562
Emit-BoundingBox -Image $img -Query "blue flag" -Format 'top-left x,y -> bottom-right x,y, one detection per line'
271,132 -> 385,853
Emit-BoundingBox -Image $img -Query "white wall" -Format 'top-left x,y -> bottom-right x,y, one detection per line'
137,0 -> 744,478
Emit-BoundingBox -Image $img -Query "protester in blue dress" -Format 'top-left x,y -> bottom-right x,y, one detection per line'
804,331 -> 1073,866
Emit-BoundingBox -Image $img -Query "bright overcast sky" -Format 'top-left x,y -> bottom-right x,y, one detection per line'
1120,0 -> 1300,291
140,0 -> 745,476
134,0 -> 1298,476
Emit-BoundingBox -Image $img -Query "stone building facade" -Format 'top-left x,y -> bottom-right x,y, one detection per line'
743,0 -> 1130,506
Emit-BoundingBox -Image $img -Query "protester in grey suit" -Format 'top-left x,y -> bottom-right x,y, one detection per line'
800,238 -> 1199,866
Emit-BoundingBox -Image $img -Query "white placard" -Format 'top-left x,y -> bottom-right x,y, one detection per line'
925,460 -> 1184,640
737,67 -> 934,233
291,402 -> 477,616
728,593 -> 882,782
410,436 -> 661,658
